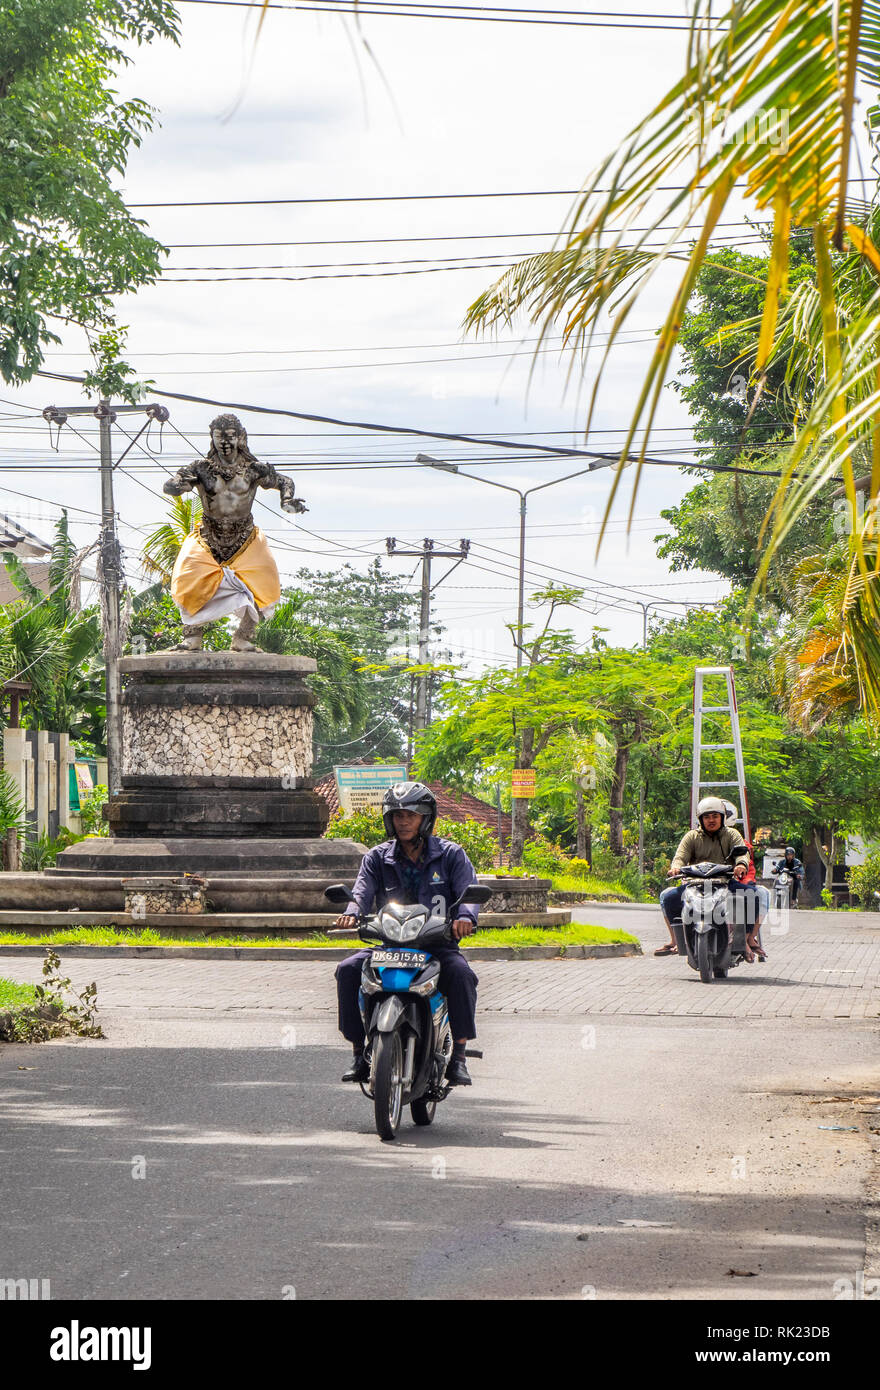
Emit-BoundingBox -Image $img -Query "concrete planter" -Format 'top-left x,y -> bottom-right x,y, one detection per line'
477,876 -> 551,914
122,876 -> 207,916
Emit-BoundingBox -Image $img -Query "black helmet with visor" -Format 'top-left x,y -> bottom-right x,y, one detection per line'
382,781 -> 438,842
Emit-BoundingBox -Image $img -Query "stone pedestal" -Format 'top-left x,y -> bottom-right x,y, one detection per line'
55,652 -> 364,894
110,652 -> 326,838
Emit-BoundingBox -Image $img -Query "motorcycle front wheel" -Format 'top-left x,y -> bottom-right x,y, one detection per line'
410,1097 -> 437,1126
696,932 -> 714,983
372,1030 -> 404,1141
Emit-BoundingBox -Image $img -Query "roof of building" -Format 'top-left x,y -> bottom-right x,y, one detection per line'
0,515 -> 51,556
0,561 -> 51,607
314,767 -> 512,840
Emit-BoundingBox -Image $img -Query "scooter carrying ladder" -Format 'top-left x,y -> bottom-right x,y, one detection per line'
691,667 -> 751,840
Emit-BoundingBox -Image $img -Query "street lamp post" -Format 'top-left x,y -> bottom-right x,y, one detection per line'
417,452 -> 618,861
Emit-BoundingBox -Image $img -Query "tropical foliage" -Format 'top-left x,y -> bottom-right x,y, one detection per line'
0,515 -> 105,740
467,1 -> 880,722
140,496 -> 202,586
0,0 -> 179,390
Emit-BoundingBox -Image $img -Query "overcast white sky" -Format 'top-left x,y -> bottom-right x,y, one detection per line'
1,1 -> 770,665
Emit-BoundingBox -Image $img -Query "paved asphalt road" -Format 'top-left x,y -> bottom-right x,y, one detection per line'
1,905 -> 878,1301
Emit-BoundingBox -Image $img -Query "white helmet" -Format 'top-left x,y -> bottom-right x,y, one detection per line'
722,800 -> 738,826
696,796 -> 726,820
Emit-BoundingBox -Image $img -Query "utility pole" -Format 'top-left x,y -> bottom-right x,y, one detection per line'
386,537 -> 470,734
417,453 -> 620,865
42,398 -> 169,795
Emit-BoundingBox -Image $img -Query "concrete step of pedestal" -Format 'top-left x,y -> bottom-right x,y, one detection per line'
52,836 -> 366,876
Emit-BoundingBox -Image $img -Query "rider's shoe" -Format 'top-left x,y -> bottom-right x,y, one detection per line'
446,1058 -> 472,1087
342,1052 -> 370,1083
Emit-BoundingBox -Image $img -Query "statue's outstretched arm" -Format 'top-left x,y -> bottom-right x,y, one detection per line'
163,460 -> 203,497
254,462 -> 307,514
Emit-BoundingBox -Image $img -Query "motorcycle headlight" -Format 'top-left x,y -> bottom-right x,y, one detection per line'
377,909 -> 427,943
409,976 -> 437,996
399,915 -> 426,942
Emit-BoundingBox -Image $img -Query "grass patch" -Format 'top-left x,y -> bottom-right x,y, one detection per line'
0,922 -> 638,949
463,922 -> 638,948
0,977 -> 40,1009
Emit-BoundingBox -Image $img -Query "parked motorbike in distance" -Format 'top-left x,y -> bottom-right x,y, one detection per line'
324,881 -> 494,1141
669,852 -> 751,983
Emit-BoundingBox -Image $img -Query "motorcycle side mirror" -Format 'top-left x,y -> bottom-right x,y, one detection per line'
323,884 -> 354,905
448,883 -> 494,915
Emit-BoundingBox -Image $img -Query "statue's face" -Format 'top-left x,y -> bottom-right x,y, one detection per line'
212,423 -> 242,460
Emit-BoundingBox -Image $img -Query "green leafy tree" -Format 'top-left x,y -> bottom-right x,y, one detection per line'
294,561 -> 428,772
0,0 -> 179,390
417,587 -> 602,865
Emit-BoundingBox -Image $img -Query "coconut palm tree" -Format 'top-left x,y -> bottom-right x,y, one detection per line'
466,1 -> 880,630
140,495 -> 201,586
778,536 -> 880,728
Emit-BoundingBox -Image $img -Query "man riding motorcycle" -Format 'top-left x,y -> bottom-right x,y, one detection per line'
772,846 -> 804,906
333,781 -> 482,1088
656,796 -> 763,959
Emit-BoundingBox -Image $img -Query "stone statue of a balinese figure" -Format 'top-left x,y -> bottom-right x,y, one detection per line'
164,413 -> 306,652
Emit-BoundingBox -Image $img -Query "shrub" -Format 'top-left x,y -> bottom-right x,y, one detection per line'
79,784 -> 109,837
434,816 -> 498,871
20,827 -> 83,871
522,834 -> 569,876
324,808 -> 499,869
0,767 -> 26,841
324,807 -> 386,847
848,852 -> 880,910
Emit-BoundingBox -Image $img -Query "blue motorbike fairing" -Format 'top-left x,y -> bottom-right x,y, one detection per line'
378,966 -> 421,991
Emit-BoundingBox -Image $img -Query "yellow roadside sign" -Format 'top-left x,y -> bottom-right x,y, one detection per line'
511,768 -> 536,799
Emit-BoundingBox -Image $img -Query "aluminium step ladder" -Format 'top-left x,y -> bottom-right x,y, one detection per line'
690,666 -> 751,841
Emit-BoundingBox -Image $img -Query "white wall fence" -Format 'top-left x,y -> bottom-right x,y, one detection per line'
3,727 -> 108,843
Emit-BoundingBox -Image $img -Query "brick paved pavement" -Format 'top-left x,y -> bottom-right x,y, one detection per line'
1,905 -> 877,1020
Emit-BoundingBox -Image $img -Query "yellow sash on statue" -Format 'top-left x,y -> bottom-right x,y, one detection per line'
170,525 -> 282,618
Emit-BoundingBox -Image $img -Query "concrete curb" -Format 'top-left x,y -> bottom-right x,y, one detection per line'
0,941 -> 642,962
570,899 -> 652,911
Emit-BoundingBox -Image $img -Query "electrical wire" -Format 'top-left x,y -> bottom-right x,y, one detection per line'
31,369 -> 798,477
178,0 -> 722,28
127,179 -> 870,210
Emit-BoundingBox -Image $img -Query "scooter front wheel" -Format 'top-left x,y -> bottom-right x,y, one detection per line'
372,1030 -> 404,1141
696,932 -> 713,983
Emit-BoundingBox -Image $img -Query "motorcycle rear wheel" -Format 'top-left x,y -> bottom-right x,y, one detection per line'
696,932 -> 714,983
410,1097 -> 437,1126
372,1031 -> 404,1141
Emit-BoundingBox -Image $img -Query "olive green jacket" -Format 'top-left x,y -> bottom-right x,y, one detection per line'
669,825 -> 749,875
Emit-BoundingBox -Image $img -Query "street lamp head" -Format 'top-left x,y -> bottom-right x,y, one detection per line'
416,453 -> 459,473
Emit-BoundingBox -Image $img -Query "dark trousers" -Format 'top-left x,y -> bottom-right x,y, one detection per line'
335,946 -> 479,1043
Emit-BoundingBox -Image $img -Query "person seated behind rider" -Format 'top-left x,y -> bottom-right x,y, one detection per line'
656,796 -> 763,961
333,781 -> 481,1088
721,800 -> 768,960
772,846 -> 804,905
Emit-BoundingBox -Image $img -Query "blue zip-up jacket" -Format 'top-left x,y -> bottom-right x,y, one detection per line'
345,836 -> 482,929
